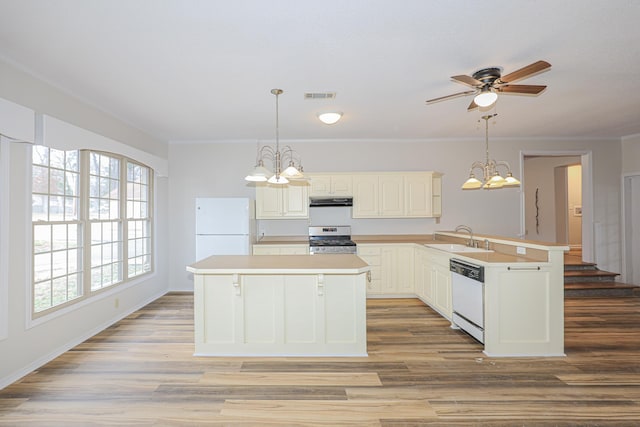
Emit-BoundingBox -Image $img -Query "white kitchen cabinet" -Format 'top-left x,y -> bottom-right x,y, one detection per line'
421,247 -> 452,319
414,246 -> 434,304
253,244 -> 309,255
193,270 -> 367,356
308,173 -> 353,197
358,244 -> 414,296
405,172 -> 443,218
352,173 -> 403,218
483,263 -> 563,356
357,245 -> 381,294
352,172 -> 442,218
255,181 -> 309,219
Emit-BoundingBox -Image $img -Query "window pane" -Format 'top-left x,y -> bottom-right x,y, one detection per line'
52,251 -> 67,278
34,253 -> 51,282
49,149 -> 65,169
52,277 -> 67,306
33,225 -> 51,254
32,145 -> 49,166
49,169 -> 65,195
34,280 -> 52,312
65,151 -> 79,172
65,196 -> 79,221
32,165 -> 49,193
49,195 -> 65,222
52,224 -> 68,251
65,171 -> 79,196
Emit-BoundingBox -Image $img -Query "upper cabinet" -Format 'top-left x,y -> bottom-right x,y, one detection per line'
308,173 -> 353,197
255,181 -> 309,219
353,172 -> 442,218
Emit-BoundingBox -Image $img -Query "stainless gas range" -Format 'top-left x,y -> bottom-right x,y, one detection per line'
308,226 -> 357,255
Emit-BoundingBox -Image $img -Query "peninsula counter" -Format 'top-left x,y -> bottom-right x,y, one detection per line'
186,255 -> 370,357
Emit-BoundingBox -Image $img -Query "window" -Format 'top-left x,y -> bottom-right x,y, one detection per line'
32,147 -> 153,315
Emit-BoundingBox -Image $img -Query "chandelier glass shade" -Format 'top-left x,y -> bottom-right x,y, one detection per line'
462,114 -> 520,190
245,89 -> 304,185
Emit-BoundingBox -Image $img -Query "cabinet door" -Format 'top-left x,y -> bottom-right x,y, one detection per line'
405,173 -> 430,217
331,175 -> 353,196
352,174 -> 379,218
309,174 -> 332,197
395,246 -> 415,293
433,263 -> 452,319
256,182 -> 309,219
358,245 -> 381,295
431,174 -> 442,218
255,184 -> 283,218
379,174 -> 404,217
380,246 -> 397,293
282,182 -> 309,218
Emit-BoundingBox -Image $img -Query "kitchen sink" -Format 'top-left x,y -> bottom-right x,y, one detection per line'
424,243 -> 494,253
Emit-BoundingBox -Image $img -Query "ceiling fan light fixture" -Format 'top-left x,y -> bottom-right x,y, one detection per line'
318,112 -> 342,125
474,90 -> 498,108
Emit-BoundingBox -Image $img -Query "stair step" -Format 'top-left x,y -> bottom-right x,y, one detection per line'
565,281 -> 640,298
564,263 -> 598,272
564,270 -> 619,283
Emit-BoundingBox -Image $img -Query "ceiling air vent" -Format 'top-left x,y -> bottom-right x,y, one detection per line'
304,92 -> 336,100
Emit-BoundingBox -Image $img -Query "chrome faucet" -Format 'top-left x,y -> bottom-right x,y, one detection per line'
455,224 -> 474,247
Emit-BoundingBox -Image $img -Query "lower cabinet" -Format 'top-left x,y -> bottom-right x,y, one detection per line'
358,244 -> 415,296
253,244 -> 309,255
416,247 -> 452,320
194,272 -> 367,356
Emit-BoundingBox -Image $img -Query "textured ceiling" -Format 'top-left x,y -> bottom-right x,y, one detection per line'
1,0 -> 639,143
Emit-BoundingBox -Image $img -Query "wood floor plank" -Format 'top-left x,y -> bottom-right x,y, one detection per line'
200,371 -> 382,386
220,399 -> 436,422
3,293 -> 640,425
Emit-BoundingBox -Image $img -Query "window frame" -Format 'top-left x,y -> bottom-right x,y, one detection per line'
31,147 -> 154,318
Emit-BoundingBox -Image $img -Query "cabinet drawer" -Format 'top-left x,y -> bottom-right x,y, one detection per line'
358,246 -> 381,256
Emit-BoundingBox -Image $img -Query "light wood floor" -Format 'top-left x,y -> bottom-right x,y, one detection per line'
2,294 -> 640,426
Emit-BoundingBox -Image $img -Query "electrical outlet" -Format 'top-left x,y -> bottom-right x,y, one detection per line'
516,246 -> 527,255
114,298 -> 119,308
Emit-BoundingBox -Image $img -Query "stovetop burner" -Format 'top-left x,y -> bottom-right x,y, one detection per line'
309,226 -> 357,254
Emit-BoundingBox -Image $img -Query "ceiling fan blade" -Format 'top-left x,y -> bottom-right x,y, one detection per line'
451,74 -> 482,87
496,84 -> 547,95
467,99 -> 478,111
499,60 -> 551,83
426,90 -> 476,104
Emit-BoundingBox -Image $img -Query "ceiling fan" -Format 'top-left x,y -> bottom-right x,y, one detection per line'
426,60 -> 551,110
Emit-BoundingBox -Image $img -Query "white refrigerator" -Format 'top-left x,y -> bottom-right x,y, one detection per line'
195,197 -> 255,260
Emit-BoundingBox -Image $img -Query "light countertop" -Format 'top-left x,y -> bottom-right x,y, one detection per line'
187,254 -> 371,274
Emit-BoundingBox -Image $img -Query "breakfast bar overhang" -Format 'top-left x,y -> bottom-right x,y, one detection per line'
186,255 -> 371,357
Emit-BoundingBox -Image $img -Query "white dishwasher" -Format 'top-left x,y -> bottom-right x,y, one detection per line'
450,258 -> 485,343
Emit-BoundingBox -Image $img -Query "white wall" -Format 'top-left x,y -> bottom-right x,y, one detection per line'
0,59 -> 170,388
622,134 -> 640,174
169,136 -> 622,291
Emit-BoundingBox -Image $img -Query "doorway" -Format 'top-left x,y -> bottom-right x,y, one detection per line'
520,151 -> 593,262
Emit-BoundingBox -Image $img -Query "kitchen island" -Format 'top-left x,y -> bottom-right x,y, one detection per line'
186,255 -> 370,357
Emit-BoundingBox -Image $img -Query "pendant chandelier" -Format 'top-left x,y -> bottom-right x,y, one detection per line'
462,114 -> 520,190
245,89 -> 304,185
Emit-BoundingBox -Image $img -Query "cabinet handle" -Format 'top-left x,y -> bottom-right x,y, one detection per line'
507,266 -> 541,271
366,271 -> 371,282
232,274 -> 241,296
